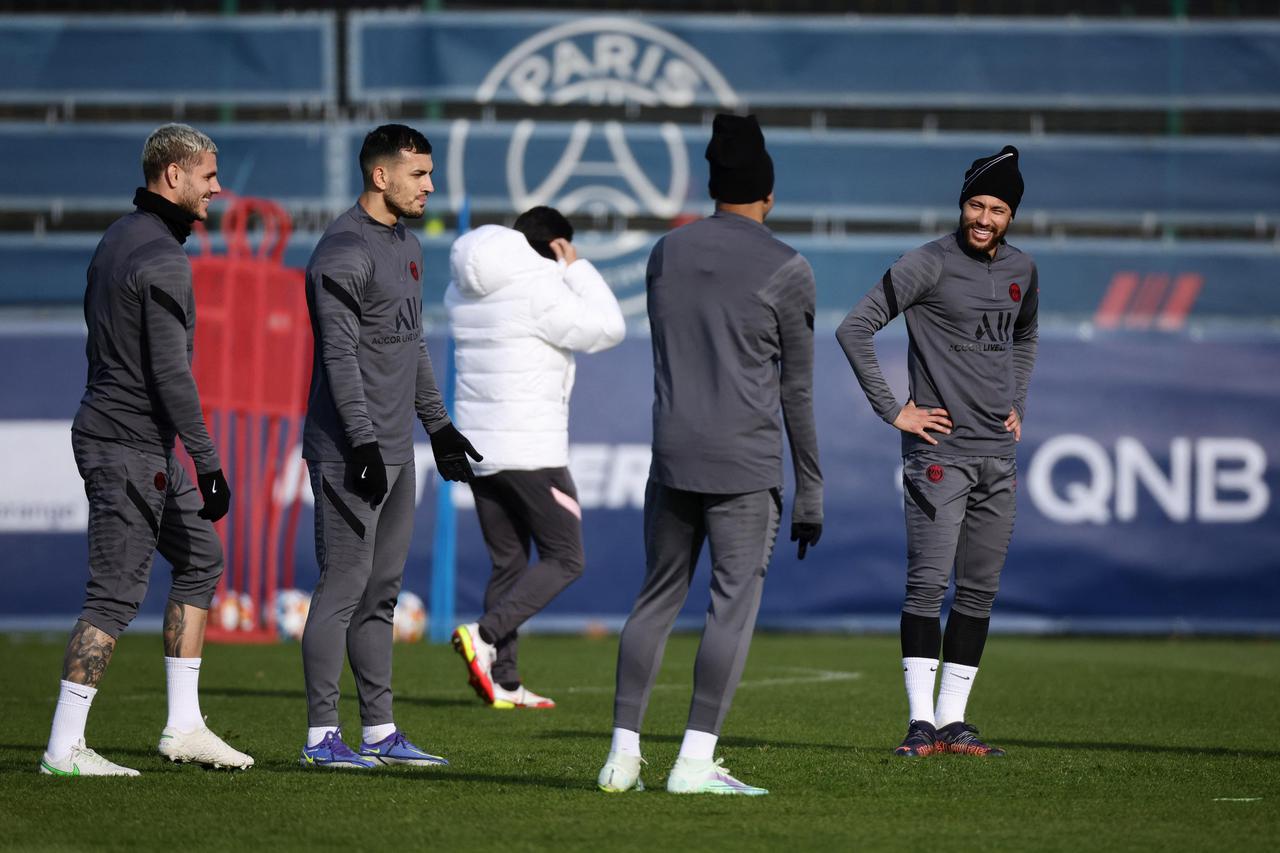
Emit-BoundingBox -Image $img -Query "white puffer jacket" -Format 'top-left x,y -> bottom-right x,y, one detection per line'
445,225 -> 625,476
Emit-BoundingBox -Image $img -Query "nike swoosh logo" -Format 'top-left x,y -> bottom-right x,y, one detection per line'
70,691 -> 88,699
955,674 -> 971,680
211,482 -> 217,494
185,666 -> 200,671
360,466 -> 368,480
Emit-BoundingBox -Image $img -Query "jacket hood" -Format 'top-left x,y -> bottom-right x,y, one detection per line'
449,224 -> 554,298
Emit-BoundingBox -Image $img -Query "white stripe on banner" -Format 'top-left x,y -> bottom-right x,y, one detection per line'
0,420 -> 85,532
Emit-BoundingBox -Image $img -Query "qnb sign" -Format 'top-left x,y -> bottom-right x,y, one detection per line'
1027,435 -> 1270,524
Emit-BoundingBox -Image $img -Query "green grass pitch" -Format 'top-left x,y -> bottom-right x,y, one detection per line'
2,632 -> 1277,851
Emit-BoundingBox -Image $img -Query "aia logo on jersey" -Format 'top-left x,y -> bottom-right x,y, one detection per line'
1009,282 -> 1021,302
975,311 -> 1013,342
395,297 -> 422,332
927,465 -> 945,483
154,472 -> 167,491
409,261 -> 420,281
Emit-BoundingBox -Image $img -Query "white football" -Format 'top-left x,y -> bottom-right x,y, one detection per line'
274,588 -> 311,641
393,591 -> 427,643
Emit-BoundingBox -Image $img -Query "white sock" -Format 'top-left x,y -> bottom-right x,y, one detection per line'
164,656 -> 204,732
934,662 -> 979,727
46,680 -> 97,760
677,729 -> 718,761
610,727 -> 641,757
362,723 -> 396,744
902,657 -> 939,726
307,726 -> 340,748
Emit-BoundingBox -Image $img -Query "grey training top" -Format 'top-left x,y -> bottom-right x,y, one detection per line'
836,231 -> 1039,458
647,211 -> 822,524
303,203 -> 450,464
73,197 -> 220,474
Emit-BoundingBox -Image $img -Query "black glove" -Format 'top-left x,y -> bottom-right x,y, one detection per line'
790,522 -> 822,560
429,422 -> 483,482
346,442 -> 388,506
197,469 -> 231,522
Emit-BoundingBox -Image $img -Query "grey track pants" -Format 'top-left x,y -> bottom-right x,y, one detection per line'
72,431 -> 223,638
613,479 -> 781,737
471,467 -> 586,687
901,451 -> 1017,619
301,459 -> 415,728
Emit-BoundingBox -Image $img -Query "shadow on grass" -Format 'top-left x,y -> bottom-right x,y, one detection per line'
534,729 -> 848,751
248,762 -> 582,788
200,687 -> 474,709
997,738 -> 1280,759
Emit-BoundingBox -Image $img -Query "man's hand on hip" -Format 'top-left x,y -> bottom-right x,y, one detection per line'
893,401 -> 952,446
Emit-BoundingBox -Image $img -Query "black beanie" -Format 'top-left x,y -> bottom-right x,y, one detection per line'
706,114 -> 774,204
959,145 -> 1024,216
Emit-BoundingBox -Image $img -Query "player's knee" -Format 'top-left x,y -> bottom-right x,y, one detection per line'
170,559 -> 224,610
903,582 -> 946,617
78,601 -> 133,639
952,586 -> 997,619
547,542 -> 585,581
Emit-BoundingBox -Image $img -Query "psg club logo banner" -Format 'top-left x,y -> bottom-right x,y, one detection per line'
444,17 -> 740,319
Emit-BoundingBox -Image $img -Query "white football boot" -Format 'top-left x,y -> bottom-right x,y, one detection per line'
39,740 -> 139,777
597,751 -> 645,793
666,757 -> 768,796
491,683 -> 556,710
158,724 -> 254,769
451,623 -> 498,704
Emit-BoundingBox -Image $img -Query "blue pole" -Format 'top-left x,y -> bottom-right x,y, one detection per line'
428,198 -> 469,643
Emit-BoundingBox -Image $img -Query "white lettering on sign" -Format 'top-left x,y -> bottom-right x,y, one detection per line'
1027,434 -> 1270,524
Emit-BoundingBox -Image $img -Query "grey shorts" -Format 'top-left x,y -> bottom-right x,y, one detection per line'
901,450 -> 1016,619
73,432 -> 224,637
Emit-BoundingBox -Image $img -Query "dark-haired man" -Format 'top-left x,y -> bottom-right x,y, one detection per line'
40,123 -> 252,776
446,206 -> 624,710
836,145 -> 1039,759
300,124 -> 481,768
598,115 -> 822,796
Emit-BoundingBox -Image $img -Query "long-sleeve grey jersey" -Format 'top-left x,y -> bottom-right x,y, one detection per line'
647,211 -> 822,524
836,231 -> 1039,458
303,203 -> 450,464
72,196 -> 220,474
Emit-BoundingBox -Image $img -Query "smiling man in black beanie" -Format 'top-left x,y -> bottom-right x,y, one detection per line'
597,114 -> 823,796
836,145 -> 1039,759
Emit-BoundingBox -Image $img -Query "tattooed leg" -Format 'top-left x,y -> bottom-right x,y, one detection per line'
162,600 -> 209,658
62,620 -> 116,687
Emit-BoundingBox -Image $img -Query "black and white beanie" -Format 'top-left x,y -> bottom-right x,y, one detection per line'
959,145 -> 1024,216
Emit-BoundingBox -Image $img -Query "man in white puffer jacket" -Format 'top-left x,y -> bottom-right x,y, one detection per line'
447,207 -> 625,709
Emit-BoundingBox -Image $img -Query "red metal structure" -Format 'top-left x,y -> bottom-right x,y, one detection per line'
190,196 -> 312,643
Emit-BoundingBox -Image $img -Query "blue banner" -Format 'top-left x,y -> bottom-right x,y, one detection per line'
351,12 -> 1280,109
0,15 -> 336,105
10,122 -> 1277,223
1,327 -> 1276,634
3,230 -> 1277,324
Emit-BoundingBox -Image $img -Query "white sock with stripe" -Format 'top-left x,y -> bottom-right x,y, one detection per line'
678,729 -> 718,761
46,680 -> 96,760
164,656 -> 204,732
902,657 -> 939,726
611,727 -> 641,757
362,723 -> 396,744
934,662 -> 979,727
307,726 -> 340,748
